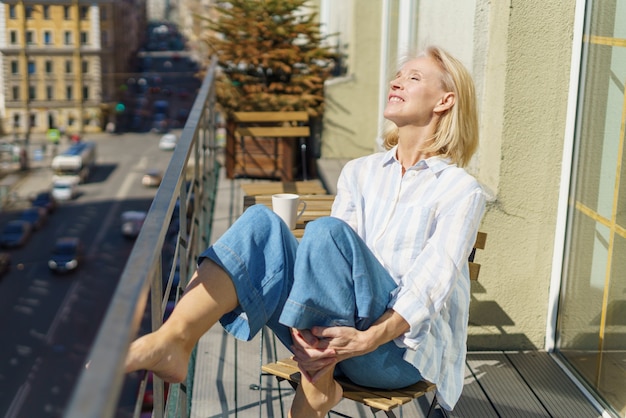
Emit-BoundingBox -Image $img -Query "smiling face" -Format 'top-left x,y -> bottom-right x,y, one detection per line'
383,55 -> 451,129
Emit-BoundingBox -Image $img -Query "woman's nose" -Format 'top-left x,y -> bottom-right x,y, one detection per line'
390,78 -> 402,89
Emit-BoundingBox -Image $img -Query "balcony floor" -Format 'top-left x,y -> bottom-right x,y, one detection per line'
190,326 -> 604,418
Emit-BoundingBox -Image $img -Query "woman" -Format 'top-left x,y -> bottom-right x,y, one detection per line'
126,45 -> 486,416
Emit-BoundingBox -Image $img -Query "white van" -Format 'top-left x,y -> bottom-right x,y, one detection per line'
52,179 -> 78,201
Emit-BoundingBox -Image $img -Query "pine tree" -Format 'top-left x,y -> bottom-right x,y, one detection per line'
201,0 -> 337,117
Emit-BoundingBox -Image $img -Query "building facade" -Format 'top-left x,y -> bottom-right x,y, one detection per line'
0,0 -> 147,138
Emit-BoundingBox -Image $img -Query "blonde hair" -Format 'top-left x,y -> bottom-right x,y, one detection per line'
382,46 -> 479,167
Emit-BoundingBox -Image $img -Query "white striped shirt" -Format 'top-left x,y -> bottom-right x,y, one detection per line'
331,147 -> 486,410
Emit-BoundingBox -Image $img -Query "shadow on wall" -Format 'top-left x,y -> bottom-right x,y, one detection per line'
468,281 -> 538,350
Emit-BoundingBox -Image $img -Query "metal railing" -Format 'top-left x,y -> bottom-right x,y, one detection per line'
64,58 -> 220,418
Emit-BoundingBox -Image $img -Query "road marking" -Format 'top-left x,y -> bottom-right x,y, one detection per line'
116,170 -> 138,199
45,281 -> 79,344
5,382 -> 31,418
86,162 -> 140,258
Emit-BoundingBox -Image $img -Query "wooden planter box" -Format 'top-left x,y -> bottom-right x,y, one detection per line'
224,112 -> 312,181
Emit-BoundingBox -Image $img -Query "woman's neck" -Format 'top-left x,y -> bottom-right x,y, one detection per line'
395,126 -> 436,172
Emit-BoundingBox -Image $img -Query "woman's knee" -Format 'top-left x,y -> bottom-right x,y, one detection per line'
303,216 -> 351,240
238,204 -> 283,230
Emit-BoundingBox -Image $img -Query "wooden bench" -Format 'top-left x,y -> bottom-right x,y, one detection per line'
260,228 -> 488,417
225,111 -> 311,181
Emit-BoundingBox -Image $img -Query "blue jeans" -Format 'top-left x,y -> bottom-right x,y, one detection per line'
198,204 -> 423,389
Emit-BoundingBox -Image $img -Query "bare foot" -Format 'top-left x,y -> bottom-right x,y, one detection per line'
290,372 -> 343,417
125,332 -> 191,383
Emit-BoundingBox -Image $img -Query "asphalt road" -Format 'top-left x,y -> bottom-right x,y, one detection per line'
0,131 -> 177,418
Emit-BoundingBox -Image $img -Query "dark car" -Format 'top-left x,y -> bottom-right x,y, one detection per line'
0,220 -> 32,248
20,207 -> 47,230
32,191 -> 57,214
48,237 -> 82,273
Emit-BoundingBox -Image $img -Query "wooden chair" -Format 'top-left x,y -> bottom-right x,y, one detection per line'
225,111 -> 311,181
261,231 -> 487,417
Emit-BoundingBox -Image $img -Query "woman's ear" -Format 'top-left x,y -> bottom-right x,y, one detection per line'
435,92 -> 455,113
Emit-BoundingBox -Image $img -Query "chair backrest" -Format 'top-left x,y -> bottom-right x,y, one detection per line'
469,231 -> 487,281
233,111 -> 310,138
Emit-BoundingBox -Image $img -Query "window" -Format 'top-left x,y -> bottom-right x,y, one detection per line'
25,6 -> 34,19
82,60 -> 89,74
29,86 -> 36,100
46,86 -> 53,100
65,60 -> 72,74
556,1 -> 626,414
101,6 -> 107,20
82,86 -> 89,100
80,32 -> 88,45
80,6 -> 89,19
64,6 -> 71,20
26,31 -> 35,45
43,5 -> 50,19
9,5 -> 16,19
11,61 -> 18,74
45,60 -> 53,73
28,61 -> 35,74
102,31 -> 109,47
13,114 -> 20,129
64,31 -> 72,45
10,31 -> 17,45
12,86 -> 19,100
44,31 -> 52,45
30,113 -> 36,128
66,86 -> 73,100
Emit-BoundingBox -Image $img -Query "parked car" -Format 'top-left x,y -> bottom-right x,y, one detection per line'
0,252 -> 11,278
48,237 -> 83,273
52,179 -> 78,201
31,191 -> 57,214
158,133 -> 177,150
20,207 -> 47,230
0,220 -> 32,248
142,170 -> 162,187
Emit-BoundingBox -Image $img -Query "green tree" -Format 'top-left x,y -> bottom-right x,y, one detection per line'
202,0 -> 337,117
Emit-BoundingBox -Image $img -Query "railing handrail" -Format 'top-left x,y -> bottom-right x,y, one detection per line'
64,58 -> 219,418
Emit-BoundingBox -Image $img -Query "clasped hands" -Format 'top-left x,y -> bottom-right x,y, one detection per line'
290,326 -> 370,384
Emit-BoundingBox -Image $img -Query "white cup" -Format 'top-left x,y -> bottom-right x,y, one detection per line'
272,193 -> 307,230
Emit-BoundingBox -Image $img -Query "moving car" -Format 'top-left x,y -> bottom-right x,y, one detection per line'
48,237 -> 82,273
0,220 -> 32,248
158,133 -> 177,150
121,211 -> 147,238
52,179 -> 78,201
142,170 -> 162,187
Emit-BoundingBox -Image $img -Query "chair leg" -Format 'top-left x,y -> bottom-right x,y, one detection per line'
257,326 -> 286,418
425,395 -> 438,417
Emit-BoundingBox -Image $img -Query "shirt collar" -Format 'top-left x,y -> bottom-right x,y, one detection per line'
382,145 -> 454,174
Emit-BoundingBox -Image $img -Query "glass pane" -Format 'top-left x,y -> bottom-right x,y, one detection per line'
557,0 -> 626,416
559,215 -> 606,350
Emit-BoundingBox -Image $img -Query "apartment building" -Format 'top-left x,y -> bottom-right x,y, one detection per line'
0,0 -> 147,138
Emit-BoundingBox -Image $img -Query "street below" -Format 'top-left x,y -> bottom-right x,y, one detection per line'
0,131 -> 177,417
